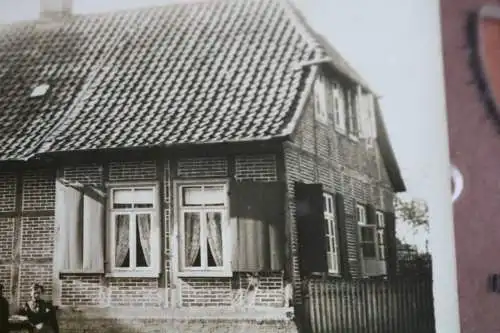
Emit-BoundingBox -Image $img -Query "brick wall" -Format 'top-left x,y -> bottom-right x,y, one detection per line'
0,171 -> 16,212
0,154 -> 288,311
283,89 -> 396,299
234,155 -> 278,181
173,155 -> 285,308
60,163 -> 164,308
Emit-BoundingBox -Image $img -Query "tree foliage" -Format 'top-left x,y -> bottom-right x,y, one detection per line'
395,196 -> 429,231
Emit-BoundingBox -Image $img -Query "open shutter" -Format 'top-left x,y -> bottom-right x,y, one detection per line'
384,211 -> 397,278
55,179 -> 83,271
82,187 -> 106,273
229,181 -> 285,272
294,182 -> 328,276
334,193 -> 350,278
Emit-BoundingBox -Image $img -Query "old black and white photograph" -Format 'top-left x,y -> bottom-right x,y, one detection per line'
0,0 -> 458,332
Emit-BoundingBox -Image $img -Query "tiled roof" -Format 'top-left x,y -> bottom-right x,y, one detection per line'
0,0 -> 368,161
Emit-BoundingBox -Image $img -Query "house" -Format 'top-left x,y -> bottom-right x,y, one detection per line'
441,1 -> 500,332
0,0 -> 405,331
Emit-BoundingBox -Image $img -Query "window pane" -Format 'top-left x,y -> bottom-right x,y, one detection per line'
379,245 -> 386,260
182,186 -> 225,206
134,188 -> 154,208
328,197 -> 333,214
325,236 -> 332,252
203,186 -> 225,206
377,214 -> 385,227
184,212 -> 201,267
360,226 -> 375,242
113,189 -> 133,209
377,230 -> 385,245
136,214 -> 152,267
362,243 -> 376,258
115,215 -> 130,268
324,219 -> 330,235
327,251 -> 334,272
206,211 -> 223,267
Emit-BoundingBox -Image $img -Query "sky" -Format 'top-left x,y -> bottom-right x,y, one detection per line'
0,0 -> 441,251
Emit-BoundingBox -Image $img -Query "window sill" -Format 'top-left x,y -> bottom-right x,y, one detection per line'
334,127 -> 346,135
348,134 -> 359,142
59,270 -> 104,276
105,271 -> 159,278
177,270 -> 233,278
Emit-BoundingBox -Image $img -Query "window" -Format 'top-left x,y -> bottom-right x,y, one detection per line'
30,83 -> 50,97
323,193 -> 339,274
109,185 -> 159,276
314,74 -> 328,123
347,89 -> 359,137
178,183 -> 230,275
357,204 -> 377,259
376,211 -> 385,260
332,82 -> 346,132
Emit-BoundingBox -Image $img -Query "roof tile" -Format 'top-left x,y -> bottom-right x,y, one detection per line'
0,0 -> 371,161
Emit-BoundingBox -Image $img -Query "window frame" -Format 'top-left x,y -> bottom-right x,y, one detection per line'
347,88 -> 360,140
332,82 -> 347,133
323,192 -> 340,275
356,204 -> 377,260
375,211 -> 386,260
107,182 -> 161,278
314,74 -> 329,124
175,180 -> 232,278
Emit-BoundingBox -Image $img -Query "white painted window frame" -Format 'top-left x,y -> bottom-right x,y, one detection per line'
174,180 -> 232,278
357,204 -> 378,260
323,193 -> 340,274
376,211 -> 386,260
107,182 -> 161,278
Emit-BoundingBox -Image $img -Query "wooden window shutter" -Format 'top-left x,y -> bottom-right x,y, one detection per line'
55,179 -> 83,271
229,180 -> 286,272
384,211 -> 397,277
55,179 -> 106,273
294,182 -> 328,276
82,187 -> 106,273
334,193 -> 350,278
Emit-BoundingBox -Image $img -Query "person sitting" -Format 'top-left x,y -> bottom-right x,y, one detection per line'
0,284 -> 9,333
17,284 -> 57,333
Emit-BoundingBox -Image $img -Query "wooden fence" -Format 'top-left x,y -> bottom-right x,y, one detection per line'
302,277 -> 435,333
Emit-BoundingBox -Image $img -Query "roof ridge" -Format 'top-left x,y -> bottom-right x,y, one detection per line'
280,0 -> 374,92
276,0 -> 322,58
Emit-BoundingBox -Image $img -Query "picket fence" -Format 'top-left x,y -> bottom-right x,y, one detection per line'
302,276 -> 435,333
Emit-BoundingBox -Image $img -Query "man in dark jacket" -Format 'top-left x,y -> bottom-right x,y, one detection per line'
0,283 -> 9,333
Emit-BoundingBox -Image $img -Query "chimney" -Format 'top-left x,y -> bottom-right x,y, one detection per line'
40,0 -> 72,20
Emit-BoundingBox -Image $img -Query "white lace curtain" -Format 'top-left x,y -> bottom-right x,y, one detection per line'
115,216 -> 129,267
114,214 -> 152,268
206,212 -> 223,267
184,212 -> 223,267
137,214 -> 151,266
185,213 -> 201,266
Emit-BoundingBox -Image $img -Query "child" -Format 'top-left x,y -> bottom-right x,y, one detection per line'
0,284 -> 9,333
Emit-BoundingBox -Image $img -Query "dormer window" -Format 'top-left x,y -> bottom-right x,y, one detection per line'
30,84 -> 50,98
